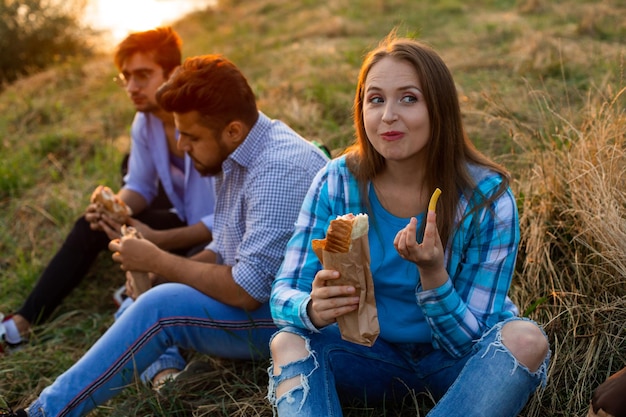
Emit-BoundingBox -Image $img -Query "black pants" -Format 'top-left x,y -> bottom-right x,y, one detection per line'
17,208 -> 186,325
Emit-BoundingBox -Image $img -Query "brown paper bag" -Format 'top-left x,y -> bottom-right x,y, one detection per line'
121,226 -> 151,298
313,225 -> 380,347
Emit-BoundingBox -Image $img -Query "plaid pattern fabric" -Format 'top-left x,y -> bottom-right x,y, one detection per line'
271,156 -> 520,356
124,112 -> 216,229
207,112 -> 328,303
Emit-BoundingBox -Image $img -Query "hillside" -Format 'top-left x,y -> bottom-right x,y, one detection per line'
1,0 -> 625,416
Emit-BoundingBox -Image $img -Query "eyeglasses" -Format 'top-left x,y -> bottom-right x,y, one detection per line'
113,69 -> 155,88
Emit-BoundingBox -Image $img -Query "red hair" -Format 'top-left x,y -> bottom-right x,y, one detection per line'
114,26 -> 182,76
156,54 -> 258,131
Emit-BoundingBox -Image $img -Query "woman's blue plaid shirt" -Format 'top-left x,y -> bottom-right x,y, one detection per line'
270,156 -> 520,357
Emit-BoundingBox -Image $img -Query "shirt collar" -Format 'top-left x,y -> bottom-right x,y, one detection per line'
227,111 -> 270,169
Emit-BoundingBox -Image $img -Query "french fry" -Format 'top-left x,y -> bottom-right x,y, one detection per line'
428,188 -> 442,212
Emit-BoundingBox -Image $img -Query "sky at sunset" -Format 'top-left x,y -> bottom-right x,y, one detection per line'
84,0 -> 215,45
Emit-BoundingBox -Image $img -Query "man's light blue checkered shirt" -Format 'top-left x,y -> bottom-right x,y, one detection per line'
206,112 -> 328,303
270,156 -> 520,357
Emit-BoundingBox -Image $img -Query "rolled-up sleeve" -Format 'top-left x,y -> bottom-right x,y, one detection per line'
417,179 -> 519,357
122,113 -> 159,204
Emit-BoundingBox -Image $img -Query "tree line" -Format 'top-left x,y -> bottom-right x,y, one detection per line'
0,0 -> 94,87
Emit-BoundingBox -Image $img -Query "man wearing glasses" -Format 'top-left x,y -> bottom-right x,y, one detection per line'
0,27 -> 215,359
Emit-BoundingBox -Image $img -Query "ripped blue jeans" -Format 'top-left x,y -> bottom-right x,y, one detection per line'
267,317 -> 550,417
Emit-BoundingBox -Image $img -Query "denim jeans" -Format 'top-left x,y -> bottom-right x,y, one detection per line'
114,297 -> 186,384
27,283 -> 277,417
268,317 -> 550,417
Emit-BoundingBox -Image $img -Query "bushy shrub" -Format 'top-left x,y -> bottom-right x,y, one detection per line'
0,0 -> 93,86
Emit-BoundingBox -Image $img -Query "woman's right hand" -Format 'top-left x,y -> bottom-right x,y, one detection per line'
307,269 -> 359,329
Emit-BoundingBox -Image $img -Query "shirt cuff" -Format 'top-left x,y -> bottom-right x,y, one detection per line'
416,278 -> 460,317
201,214 -> 214,231
298,295 -> 321,332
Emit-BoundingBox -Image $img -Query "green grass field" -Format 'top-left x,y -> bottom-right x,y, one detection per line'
1,0 -> 625,415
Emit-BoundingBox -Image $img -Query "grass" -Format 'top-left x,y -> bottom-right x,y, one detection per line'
1,0 -> 625,415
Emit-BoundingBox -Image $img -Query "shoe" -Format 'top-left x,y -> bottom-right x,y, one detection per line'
0,313 -> 6,341
153,360 -> 214,393
1,339 -> 26,355
0,314 -> 27,355
174,360 -> 214,385
113,285 -> 128,307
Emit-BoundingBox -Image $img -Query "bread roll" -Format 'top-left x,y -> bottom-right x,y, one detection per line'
121,225 -> 141,240
311,213 -> 378,346
120,225 -> 151,299
90,185 -> 132,224
313,213 -> 368,254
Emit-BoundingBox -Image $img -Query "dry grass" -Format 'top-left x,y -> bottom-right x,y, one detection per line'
1,0 -> 626,416
497,83 -> 626,416
146,82 -> 626,417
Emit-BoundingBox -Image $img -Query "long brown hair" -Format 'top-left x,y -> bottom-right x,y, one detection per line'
345,33 -> 510,248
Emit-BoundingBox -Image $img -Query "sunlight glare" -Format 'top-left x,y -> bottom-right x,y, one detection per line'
84,0 -> 214,46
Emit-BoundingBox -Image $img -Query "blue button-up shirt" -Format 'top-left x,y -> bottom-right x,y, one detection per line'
123,112 -> 215,230
207,112 -> 329,303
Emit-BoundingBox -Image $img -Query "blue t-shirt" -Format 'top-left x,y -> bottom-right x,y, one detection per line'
271,155 -> 520,357
368,186 -> 432,343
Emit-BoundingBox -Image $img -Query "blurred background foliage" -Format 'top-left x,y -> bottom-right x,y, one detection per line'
0,0 -> 625,415
0,0 -> 94,87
